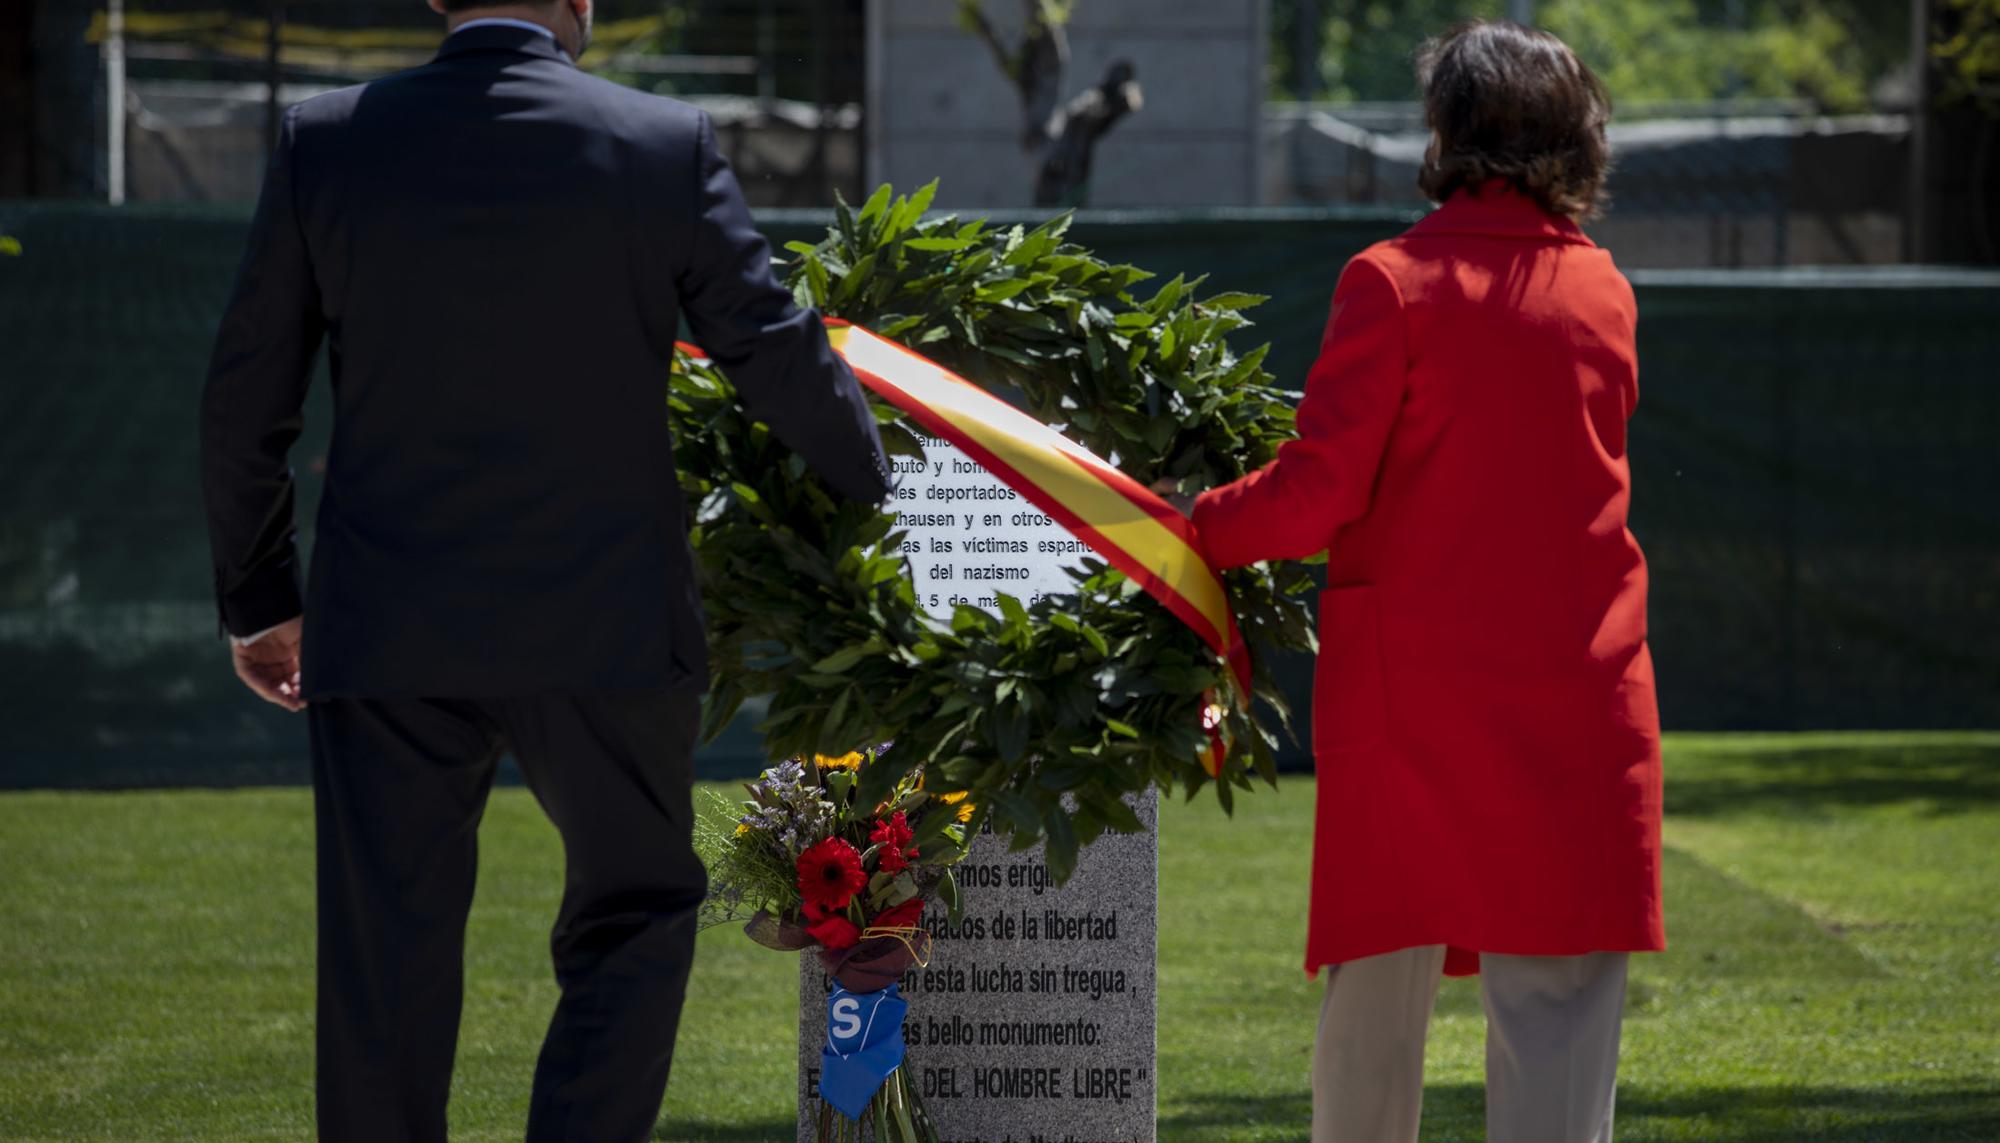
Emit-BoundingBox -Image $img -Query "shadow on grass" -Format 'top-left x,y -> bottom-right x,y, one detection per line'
1665,737 -> 2000,818
1160,1081 -> 2000,1140
1421,844 -> 1886,1024
1617,1081 -> 2000,1139
654,1117 -> 795,1143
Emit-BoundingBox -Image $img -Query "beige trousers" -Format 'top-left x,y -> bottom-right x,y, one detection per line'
1311,946 -> 1628,1143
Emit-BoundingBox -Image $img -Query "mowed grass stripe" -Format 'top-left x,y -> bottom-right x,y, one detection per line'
1,733 -> 1995,1141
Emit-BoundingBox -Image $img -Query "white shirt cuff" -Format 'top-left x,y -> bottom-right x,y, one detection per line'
231,619 -> 294,647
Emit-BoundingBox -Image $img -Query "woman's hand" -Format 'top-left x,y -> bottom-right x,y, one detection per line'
1150,477 -> 1196,518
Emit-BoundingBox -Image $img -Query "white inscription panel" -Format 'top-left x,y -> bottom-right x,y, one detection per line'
889,433 -> 1091,618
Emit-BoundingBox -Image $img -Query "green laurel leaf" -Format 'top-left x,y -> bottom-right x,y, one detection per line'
670,183 -> 1316,883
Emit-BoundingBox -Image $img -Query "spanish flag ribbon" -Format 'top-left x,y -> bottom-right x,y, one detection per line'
680,322 -> 1251,777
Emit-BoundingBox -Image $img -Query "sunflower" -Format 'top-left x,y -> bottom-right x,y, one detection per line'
938,789 -> 977,823
814,751 -> 865,771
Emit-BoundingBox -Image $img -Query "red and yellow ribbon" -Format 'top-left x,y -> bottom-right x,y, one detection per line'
681,321 -> 1250,776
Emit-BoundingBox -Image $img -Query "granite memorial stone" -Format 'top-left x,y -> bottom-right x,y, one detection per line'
799,798 -> 1158,1143
797,432 -> 1159,1141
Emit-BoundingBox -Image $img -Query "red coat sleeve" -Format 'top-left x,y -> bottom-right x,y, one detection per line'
1192,254 -> 1407,568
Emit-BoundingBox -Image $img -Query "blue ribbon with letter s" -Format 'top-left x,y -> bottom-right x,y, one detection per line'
819,983 -> 908,1119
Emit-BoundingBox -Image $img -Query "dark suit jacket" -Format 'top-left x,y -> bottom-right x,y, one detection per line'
200,24 -> 890,698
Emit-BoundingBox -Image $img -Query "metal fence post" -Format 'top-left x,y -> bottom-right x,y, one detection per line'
1907,0 -> 1932,261
105,0 -> 125,205
265,0 -> 286,160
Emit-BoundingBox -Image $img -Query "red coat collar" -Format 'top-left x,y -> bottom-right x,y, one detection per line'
1408,181 -> 1596,247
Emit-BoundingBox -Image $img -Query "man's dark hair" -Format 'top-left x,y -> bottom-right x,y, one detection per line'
1416,21 -> 1611,222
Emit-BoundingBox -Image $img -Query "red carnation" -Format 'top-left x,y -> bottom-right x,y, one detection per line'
805,911 -> 861,950
873,898 -> 925,931
870,812 -> 918,873
797,837 -> 867,911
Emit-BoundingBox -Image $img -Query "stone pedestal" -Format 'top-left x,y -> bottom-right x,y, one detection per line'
798,795 -> 1157,1142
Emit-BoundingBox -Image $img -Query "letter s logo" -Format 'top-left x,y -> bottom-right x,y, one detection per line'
831,996 -> 862,1043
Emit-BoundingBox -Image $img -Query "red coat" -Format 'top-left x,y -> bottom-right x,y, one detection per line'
1194,185 -> 1665,977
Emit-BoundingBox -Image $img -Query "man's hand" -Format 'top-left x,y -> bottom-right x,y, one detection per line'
232,616 -> 306,712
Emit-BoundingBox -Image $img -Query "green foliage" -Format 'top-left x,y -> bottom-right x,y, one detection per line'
1936,0 -> 2000,115
1268,0 -> 1907,113
1542,0 -> 1905,111
668,183 -> 1318,879
1538,0 -> 1726,104
693,751 -> 976,935
693,788 -> 799,926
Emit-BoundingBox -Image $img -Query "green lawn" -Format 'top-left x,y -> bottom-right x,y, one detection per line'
2,732 -> 1996,1141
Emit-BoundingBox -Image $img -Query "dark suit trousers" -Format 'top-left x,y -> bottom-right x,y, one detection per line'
308,689 -> 706,1143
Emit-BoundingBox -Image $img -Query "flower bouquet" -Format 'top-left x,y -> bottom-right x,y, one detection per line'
696,746 -> 975,1142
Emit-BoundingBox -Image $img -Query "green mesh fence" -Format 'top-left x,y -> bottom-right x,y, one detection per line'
1623,268 -> 2000,731
1,204 -> 1994,789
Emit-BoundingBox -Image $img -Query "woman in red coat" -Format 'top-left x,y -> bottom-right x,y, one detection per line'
1190,22 -> 1663,1143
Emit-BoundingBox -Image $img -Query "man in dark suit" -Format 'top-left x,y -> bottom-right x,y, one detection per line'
198,1 -> 891,1138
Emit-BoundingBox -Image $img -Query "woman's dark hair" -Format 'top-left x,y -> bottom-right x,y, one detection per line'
1416,21 -> 1612,222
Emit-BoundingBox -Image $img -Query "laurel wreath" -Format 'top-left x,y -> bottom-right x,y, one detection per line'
668,183 -> 1316,880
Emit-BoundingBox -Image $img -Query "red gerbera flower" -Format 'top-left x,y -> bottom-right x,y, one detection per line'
870,812 -> 918,873
797,837 -> 867,911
